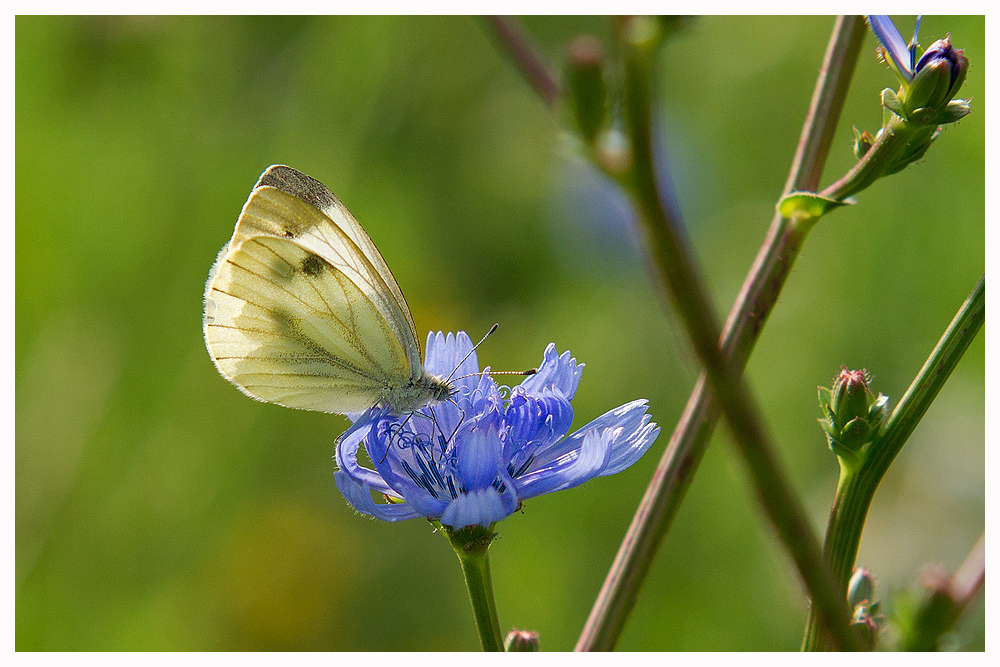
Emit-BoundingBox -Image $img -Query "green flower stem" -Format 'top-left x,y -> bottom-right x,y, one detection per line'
802,275 -> 985,651
819,109 -> 937,202
586,16 -> 859,653
447,525 -> 504,651
577,16 -> 868,652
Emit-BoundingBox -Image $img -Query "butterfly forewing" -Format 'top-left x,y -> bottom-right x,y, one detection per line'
254,165 -> 420,363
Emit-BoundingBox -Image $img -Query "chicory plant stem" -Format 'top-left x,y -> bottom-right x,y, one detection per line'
576,16 -> 867,651
803,275 -> 984,650
603,16 -> 859,652
448,525 -> 505,651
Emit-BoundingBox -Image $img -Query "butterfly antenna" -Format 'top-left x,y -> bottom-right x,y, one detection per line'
440,398 -> 467,447
445,323 -> 499,383
445,323 -> 538,383
452,368 -> 537,382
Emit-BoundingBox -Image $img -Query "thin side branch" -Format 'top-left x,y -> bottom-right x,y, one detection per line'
484,16 -> 561,109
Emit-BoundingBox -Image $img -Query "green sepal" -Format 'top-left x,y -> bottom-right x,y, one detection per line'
852,126 -> 875,159
818,385 -> 833,408
908,106 -> 939,125
839,417 -> 873,451
886,128 -> 939,175
828,438 -> 862,468
778,192 -> 852,219
819,416 -> 839,441
881,87 -> 906,118
868,394 -> 890,434
938,99 -> 972,124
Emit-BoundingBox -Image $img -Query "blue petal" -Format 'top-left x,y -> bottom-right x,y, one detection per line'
454,419 -> 504,491
867,15 -> 913,80
514,427 -> 615,499
518,343 -> 584,400
425,331 -> 481,396
596,401 -> 660,475
334,471 -> 425,522
529,399 -> 653,469
366,418 -> 455,512
439,487 -> 516,529
505,390 -> 574,453
335,414 -> 396,495
604,417 -> 658,475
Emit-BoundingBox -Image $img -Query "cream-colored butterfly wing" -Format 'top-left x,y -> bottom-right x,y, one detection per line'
253,165 -> 419,362
204,165 -> 439,414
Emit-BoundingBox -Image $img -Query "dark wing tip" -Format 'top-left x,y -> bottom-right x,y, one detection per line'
255,165 -> 336,211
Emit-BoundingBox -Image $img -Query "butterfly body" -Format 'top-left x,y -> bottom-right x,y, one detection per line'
204,164 -> 454,415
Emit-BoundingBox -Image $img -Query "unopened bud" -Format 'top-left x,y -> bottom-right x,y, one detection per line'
848,567 -> 877,609
504,628 -> 540,652
818,367 -> 889,464
566,34 -> 608,145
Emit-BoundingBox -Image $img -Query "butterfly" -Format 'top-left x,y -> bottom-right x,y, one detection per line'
203,164 -> 454,416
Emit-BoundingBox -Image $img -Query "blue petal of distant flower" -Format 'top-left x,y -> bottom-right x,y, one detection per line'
868,15 -> 913,79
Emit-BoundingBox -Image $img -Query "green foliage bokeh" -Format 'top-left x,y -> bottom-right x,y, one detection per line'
16,15 -> 984,650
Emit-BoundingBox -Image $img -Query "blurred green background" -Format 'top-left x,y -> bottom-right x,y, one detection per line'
16,15 -> 984,650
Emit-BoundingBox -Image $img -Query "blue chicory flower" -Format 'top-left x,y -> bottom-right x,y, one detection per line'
334,331 -> 659,530
867,15 -> 969,126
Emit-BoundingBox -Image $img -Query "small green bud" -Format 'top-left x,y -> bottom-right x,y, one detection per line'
901,36 -> 970,123
848,567 -> 877,609
597,128 -> 631,175
847,568 -> 882,650
830,368 -> 871,427
504,628 -> 540,652
852,126 -> 875,159
818,367 -> 888,464
566,34 -> 608,145
904,58 -> 953,116
622,15 -> 661,48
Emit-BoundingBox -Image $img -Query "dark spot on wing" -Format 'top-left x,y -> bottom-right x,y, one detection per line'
301,252 -> 327,277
